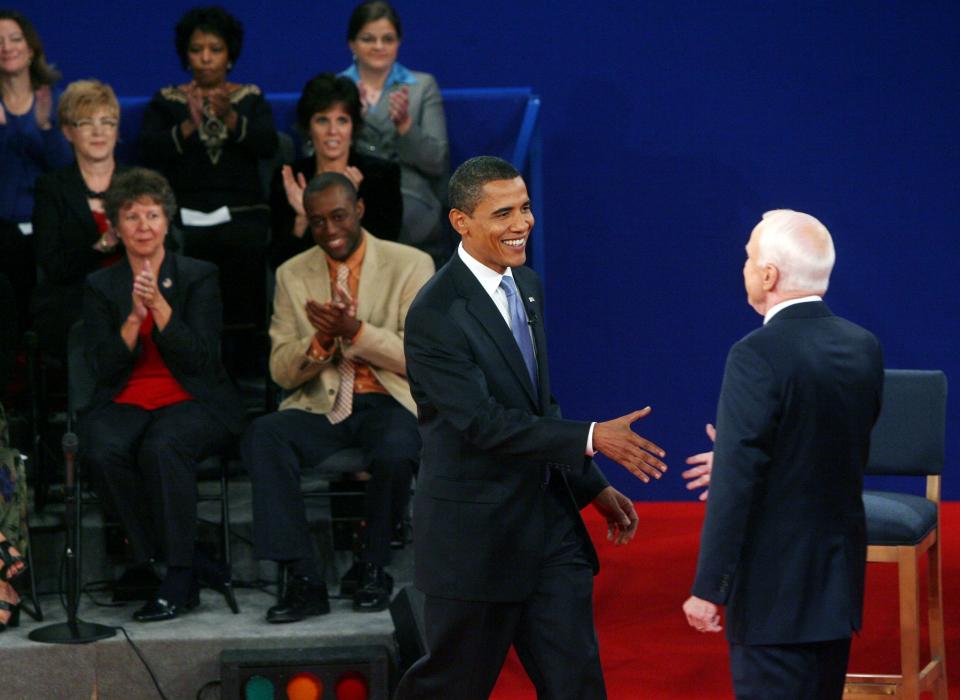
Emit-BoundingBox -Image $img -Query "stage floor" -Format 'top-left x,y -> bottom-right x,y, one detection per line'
2,584 -> 399,699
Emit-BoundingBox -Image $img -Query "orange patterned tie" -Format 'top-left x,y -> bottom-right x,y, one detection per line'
327,264 -> 355,424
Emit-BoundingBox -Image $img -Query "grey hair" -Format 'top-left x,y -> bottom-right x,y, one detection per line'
755,209 -> 835,292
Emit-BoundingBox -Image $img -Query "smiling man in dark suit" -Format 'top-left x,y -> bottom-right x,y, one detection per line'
683,210 -> 884,700
394,156 -> 668,700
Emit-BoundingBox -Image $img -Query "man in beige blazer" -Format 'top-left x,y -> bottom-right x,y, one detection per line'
242,172 -> 434,622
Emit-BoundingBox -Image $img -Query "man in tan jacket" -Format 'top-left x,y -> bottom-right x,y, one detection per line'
242,172 -> 434,622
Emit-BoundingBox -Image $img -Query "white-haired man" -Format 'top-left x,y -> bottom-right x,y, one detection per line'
683,210 -> 884,700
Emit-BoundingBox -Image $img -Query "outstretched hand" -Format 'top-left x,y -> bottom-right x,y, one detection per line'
592,486 -> 639,545
682,423 -> 716,501
592,407 -> 667,483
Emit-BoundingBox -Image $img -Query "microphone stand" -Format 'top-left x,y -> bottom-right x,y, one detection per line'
29,432 -> 116,644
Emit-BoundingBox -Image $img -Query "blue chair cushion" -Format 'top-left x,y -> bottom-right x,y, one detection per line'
863,490 -> 938,546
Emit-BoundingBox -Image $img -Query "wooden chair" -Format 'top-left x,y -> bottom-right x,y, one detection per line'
844,369 -> 948,699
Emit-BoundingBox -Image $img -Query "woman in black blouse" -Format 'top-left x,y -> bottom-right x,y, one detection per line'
140,6 -> 277,328
269,72 -> 402,269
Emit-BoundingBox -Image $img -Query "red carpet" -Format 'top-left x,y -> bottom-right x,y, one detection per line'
490,502 -> 960,699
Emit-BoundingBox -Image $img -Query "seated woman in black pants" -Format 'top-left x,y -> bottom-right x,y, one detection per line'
80,168 -> 244,622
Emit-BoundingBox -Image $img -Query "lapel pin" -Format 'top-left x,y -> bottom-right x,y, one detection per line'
162,278 -> 173,289
528,296 -> 535,303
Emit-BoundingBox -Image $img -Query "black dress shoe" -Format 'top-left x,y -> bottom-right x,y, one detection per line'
133,592 -> 199,623
353,562 -> 393,612
266,576 -> 330,624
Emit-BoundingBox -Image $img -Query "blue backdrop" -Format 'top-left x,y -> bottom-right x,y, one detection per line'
19,1 -> 959,500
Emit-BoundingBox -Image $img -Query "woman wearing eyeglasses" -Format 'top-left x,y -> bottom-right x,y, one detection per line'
31,80 -> 127,360
0,10 -> 72,336
341,1 -> 449,263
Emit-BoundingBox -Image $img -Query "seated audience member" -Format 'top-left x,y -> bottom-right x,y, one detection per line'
140,6 -> 277,329
0,10 -> 72,334
0,402 -> 28,632
269,72 -> 402,268
341,1 -> 449,263
32,80 -> 126,360
81,168 -> 244,622
242,172 -> 433,621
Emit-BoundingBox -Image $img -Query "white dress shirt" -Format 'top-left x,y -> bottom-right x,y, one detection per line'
764,295 -> 823,325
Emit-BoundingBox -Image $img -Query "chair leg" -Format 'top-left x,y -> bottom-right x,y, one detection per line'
220,458 -> 232,571
927,536 -> 948,700
899,547 -> 921,699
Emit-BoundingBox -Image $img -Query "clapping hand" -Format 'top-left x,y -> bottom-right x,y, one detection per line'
682,423 -> 716,501
592,407 -> 667,484
132,259 -> 171,320
343,165 -> 364,190
34,85 -> 53,129
305,299 -> 360,340
388,85 -> 412,133
281,165 -> 308,217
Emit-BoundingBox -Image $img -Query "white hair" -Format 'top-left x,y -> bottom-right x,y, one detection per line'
755,209 -> 835,292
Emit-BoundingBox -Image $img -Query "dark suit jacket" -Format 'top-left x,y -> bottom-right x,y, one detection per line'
82,253 -> 244,435
31,162 -> 129,353
691,300 -> 883,645
404,254 -> 608,602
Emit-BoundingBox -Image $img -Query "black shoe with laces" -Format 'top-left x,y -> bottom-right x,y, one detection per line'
266,575 -> 330,624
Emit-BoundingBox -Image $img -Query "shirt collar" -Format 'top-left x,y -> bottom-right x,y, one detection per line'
324,230 -> 367,276
458,242 -> 514,296
764,294 -> 822,324
339,61 -> 417,88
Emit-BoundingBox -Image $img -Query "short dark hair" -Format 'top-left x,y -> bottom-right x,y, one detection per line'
448,156 -> 521,214
0,10 -> 60,88
347,1 -> 402,41
104,168 -> 178,227
296,73 -> 363,138
174,6 -> 244,70
304,171 -> 358,205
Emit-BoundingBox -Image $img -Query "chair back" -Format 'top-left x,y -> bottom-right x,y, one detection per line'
866,369 -> 947,477
67,320 -> 97,418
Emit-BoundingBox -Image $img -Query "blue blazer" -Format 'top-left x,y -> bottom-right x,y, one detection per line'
692,300 -> 883,644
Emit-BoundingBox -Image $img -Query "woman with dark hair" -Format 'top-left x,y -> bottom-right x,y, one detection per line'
341,1 -> 449,262
140,6 -> 277,330
32,80 -> 127,360
268,72 -> 402,268
81,168 -> 243,622
0,10 -> 72,333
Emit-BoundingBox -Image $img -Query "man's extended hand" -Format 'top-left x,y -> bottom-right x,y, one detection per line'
592,407 -> 667,483
683,595 -> 723,633
682,423 -> 716,501
305,300 -> 361,339
591,486 -> 639,545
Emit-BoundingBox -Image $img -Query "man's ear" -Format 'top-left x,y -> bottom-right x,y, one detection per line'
448,208 -> 469,238
762,264 -> 779,291
355,197 -> 365,221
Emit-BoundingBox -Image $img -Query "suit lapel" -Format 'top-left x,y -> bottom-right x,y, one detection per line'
356,231 -> 378,322
303,247 -> 332,306
514,272 -> 549,413
451,257 -> 540,408
63,165 -> 99,239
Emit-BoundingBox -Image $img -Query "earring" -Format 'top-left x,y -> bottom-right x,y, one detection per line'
227,61 -> 233,70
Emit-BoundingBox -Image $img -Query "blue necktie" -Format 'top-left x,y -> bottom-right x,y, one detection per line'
500,276 -> 539,401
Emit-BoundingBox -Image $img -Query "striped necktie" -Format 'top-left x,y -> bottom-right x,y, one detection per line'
327,264 -> 355,424
499,275 -> 539,401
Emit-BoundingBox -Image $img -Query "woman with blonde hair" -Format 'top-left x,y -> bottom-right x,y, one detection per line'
32,79 -> 127,359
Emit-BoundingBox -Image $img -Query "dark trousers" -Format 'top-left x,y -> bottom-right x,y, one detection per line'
178,210 -> 268,329
81,400 -> 232,567
241,394 -> 419,567
0,220 -> 35,336
729,637 -> 852,700
394,480 -> 606,700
